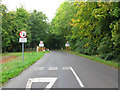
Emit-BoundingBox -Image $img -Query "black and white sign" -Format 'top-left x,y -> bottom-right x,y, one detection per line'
65,44 -> 70,47
19,38 -> 27,43
65,41 -> 70,47
39,41 -> 44,47
39,44 -> 44,47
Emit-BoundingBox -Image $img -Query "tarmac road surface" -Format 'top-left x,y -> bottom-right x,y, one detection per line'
2,51 -> 118,89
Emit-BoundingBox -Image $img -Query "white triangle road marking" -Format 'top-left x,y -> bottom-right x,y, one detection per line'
26,77 -> 57,89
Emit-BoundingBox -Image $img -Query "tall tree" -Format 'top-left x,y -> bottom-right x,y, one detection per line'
2,6 -> 30,52
28,10 -> 48,48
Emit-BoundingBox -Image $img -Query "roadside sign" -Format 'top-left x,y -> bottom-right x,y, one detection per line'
19,31 -> 27,62
65,43 -> 70,47
19,38 -> 27,43
39,41 -> 44,47
40,41 -> 43,44
65,41 -> 70,47
39,44 -> 44,47
19,31 -> 27,38
65,41 -> 70,51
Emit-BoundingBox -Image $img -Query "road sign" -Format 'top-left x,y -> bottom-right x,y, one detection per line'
65,41 -> 70,47
40,41 -> 43,44
65,44 -> 70,47
39,44 -> 44,47
19,31 -> 27,62
19,31 -> 27,38
39,41 -> 44,47
19,38 -> 27,43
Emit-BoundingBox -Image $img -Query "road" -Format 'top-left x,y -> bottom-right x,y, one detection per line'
2,51 -> 118,89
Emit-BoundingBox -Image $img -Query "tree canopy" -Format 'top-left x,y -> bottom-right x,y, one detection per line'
1,1 -> 120,61
1,5 -> 48,52
50,1 -> 120,61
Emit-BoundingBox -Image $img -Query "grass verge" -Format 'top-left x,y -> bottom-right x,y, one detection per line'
67,50 -> 119,69
0,51 -> 48,85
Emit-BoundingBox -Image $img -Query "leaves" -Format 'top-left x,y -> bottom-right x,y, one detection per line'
1,1 -> 120,61
1,4 -> 49,52
51,1 -> 120,61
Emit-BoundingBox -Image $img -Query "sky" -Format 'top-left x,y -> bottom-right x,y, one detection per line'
1,0 -> 65,21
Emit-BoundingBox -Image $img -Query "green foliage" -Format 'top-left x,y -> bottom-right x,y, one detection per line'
1,1 -> 120,61
28,10 -> 48,48
51,1 -> 120,61
1,4 -> 49,52
0,52 -> 44,84
2,6 -> 30,52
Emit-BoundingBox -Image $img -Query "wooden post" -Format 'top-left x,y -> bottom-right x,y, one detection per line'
36,46 -> 39,52
66,46 -> 69,51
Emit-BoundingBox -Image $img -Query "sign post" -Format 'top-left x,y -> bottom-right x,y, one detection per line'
22,43 -> 24,62
65,41 -> 70,51
19,31 -> 27,62
39,41 -> 44,51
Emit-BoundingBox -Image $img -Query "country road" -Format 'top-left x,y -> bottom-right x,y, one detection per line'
2,51 -> 118,89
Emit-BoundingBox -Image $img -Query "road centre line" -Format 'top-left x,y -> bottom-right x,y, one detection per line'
34,66 -> 71,71
34,67 -> 45,70
48,67 -> 58,70
39,67 -> 45,70
70,67 -> 85,88
62,66 -> 70,70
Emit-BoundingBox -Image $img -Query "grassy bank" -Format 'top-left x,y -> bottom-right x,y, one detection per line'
67,50 -> 119,69
0,51 -> 47,85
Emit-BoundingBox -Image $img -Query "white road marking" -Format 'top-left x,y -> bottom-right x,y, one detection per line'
34,67 -> 45,70
39,67 -> 45,70
70,67 -> 84,87
26,66 -> 84,88
26,77 -> 57,89
34,66 -> 74,71
62,66 -> 70,70
48,67 -> 58,70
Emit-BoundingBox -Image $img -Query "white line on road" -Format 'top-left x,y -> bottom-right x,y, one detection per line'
26,77 -> 57,89
34,67 -> 45,70
70,67 -> 84,88
34,66 -> 73,71
48,67 -> 58,70
39,67 -> 45,70
62,66 -> 70,70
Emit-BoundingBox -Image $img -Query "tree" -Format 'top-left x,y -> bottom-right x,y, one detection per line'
2,6 -> 30,52
28,10 -> 48,48
50,1 -> 76,48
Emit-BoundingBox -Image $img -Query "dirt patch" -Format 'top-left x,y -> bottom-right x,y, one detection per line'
0,55 -> 18,64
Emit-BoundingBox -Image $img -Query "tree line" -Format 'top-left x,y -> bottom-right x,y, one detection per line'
1,5 -> 49,52
50,1 -> 120,61
1,1 -> 120,61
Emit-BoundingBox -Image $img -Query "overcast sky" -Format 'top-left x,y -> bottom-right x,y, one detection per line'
1,0 -> 65,21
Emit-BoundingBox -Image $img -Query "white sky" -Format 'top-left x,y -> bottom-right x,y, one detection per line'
1,0 -> 65,22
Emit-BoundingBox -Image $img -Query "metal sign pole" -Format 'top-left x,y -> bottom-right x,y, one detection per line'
22,43 -> 24,62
